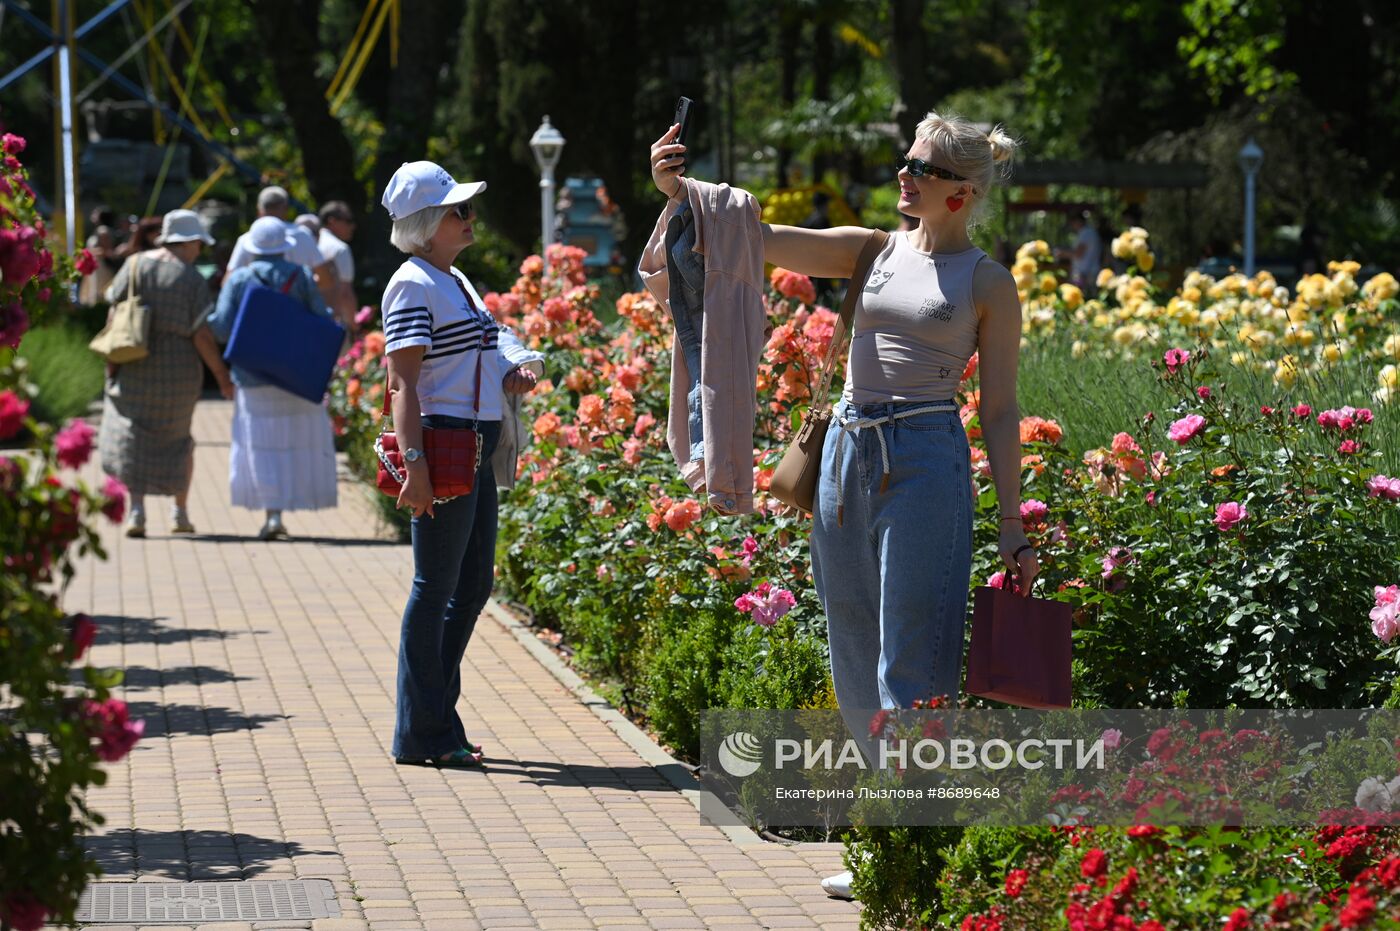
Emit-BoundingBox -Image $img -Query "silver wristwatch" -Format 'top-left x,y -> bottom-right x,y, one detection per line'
403,447 -> 424,464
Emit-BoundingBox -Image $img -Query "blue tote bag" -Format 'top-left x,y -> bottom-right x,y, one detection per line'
223,270 -> 346,403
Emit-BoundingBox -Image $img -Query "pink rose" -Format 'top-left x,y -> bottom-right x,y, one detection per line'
1101,728 -> 1123,750
0,225 -> 43,285
1339,439 -> 1361,456
1,132 -> 25,154
70,613 -> 97,661
1259,405 -> 1275,416
1020,499 -> 1049,525
1163,348 -> 1191,375
663,498 -> 703,532
100,475 -> 128,523
1366,475 -> 1400,500
82,698 -> 144,761
0,891 -> 48,931
355,305 -> 376,327
0,301 -> 30,349
740,535 -> 760,566
1197,385 -> 1212,399
75,248 -> 97,276
633,412 -> 657,438
1167,414 -> 1206,445
1292,403 -> 1312,418
54,418 -> 95,469
0,389 -> 29,439
1371,588 -> 1400,644
1101,546 -> 1134,579
735,581 -> 797,627
1214,501 -> 1248,532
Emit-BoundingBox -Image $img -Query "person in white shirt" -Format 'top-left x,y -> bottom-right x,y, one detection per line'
226,186 -> 354,330
379,161 -> 544,770
1058,211 -> 1103,290
317,201 -> 358,326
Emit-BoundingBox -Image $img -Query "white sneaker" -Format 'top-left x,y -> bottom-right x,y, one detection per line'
124,511 -> 146,539
170,507 -> 195,534
821,870 -> 854,900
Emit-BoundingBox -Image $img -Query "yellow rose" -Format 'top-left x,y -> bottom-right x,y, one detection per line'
1383,334 -> 1400,358
1111,325 -> 1136,346
1136,251 -> 1155,272
1230,351 -> 1249,367
1110,234 -> 1135,261
1286,302 -> 1310,323
1380,364 -> 1399,390
1364,272 -> 1399,302
1040,273 -> 1059,294
1092,312 -> 1111,328
1323,342 -> 1343,363
1059,283 -> 1083,310
1375,386 -> 1394,405
1096,268 -> 1116,290
1072,340 -> 1087,358
1199,309 -> 1220,331
1273,356 -> 1299,387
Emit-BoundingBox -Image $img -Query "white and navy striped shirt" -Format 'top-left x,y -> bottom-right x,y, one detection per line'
381,257 -> 543,420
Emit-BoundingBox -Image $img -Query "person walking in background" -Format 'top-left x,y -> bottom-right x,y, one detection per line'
1057,210 -> 1102,290
206,216 -> 339,541
316,200 -> 358,328
378,161 -> 544,769
227,186 -> 355,331
649,107 -> 1039,900
98,210 -> 234,538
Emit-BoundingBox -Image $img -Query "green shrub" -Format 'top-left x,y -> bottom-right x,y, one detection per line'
720,617 -> 831,712
642,608 -> 743,756
15,323 -> 104,426
845,826 -> 964,930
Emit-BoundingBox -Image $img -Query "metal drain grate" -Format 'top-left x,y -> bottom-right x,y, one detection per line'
76,880 -> 338,923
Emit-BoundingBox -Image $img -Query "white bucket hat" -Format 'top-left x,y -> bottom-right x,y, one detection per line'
381,161 -> 486,221
156,209 -> 214,246
244,216 -> 299,256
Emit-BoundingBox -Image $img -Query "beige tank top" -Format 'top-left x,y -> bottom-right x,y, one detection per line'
842,231 -> 985,404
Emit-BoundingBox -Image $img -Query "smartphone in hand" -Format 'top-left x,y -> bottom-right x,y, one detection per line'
674,97 -> 696,159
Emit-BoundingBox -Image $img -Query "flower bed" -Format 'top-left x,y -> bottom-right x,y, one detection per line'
2,131 -> 142,931
328,236 -> 1400,928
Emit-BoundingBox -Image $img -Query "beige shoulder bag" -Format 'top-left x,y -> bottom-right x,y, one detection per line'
89,255 -> 150,364
768,229 -> 889,513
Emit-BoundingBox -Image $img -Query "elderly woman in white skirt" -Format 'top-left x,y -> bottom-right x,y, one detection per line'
207,216 -> 338,540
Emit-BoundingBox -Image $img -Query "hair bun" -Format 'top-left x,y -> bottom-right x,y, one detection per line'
986,125 -> 1018,165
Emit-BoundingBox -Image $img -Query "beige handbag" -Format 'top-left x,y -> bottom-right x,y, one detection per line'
769,229 -> 888,514
89,255 -> 150,364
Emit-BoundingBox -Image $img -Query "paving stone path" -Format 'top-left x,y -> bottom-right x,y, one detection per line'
65,399 -> 860,931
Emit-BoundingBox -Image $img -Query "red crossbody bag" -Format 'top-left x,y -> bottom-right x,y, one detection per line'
374,276 -> 490,501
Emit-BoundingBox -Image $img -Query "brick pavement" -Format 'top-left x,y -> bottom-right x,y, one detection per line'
64,399 -> 861,930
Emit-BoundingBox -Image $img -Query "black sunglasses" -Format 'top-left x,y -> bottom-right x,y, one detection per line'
896,154 -> 966,182
452,201 -> 475,220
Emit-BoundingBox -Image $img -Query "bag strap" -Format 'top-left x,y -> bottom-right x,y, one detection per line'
280,270 -> 299,295
811,229 -> 889,411
381,273 -> 486,425
125,254 -> 140,304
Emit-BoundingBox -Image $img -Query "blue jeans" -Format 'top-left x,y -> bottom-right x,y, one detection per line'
391,418 -> 502,760
810,399 -> 974,761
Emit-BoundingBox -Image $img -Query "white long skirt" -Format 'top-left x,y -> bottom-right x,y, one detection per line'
229,384 -> 338,512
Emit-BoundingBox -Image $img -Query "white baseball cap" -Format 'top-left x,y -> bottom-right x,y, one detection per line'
244,216 -> 299,256
381,161 -> 486,221
156,209 -> 214,246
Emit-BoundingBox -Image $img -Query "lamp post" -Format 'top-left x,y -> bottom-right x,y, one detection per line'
1238,137 -> 1263,276
529,116 -> 565,249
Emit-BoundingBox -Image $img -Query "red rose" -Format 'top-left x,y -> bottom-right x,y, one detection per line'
75,247 -> 97,276
0,891 -> 48,931
0,389 -> 29,438
1080,847 -> 1108,879
70,613 -> 97,660
82,697 -> 144,761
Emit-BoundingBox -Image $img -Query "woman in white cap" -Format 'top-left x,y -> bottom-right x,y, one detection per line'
380,161 -> 544,768
207,216 -> 338,540
98,209 -> 235,537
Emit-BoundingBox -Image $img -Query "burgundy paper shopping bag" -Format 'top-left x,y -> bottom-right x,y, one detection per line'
964,576 -> 1073,708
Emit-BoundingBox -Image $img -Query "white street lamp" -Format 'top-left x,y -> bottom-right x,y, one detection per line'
530,116 -> 566,249
1238,137 -> 1264,277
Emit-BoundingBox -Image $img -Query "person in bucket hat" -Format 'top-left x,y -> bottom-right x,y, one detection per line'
98,210 -> 233,537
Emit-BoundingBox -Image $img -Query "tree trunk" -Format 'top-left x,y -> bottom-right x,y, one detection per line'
890,0 -> 930,147
243,0 -> 360,209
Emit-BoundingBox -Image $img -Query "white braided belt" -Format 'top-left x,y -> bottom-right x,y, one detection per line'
833,402 -> 959,526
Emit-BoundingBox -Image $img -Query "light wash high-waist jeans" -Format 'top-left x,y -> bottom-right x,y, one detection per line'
810,399 -> 974,762
391,418 -> 502,760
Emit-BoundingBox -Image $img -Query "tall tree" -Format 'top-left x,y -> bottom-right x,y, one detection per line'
243,0 -> 360,207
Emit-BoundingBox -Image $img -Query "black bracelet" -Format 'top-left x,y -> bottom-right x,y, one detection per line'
1012,543 -> 1035,560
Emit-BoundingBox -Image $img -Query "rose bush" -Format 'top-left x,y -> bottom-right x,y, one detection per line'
327,232 -> 1400,927
1,131 -> 140,931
